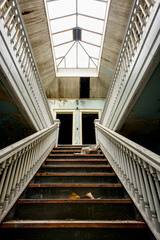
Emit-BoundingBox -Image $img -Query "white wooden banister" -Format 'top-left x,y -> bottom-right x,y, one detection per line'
0,121 -> 60,223
95,121 -> 160,239
100,0 -> 160,131
0,0 -> 54,131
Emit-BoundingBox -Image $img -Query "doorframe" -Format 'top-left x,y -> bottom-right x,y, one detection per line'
80,110 -> 100,145
54,110 -> 75,145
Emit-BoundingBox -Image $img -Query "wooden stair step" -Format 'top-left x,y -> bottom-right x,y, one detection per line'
51,150 -> 102,153
42,165 -> 111,168
45,159 -> 107,162
49,154 -> 104,157
17,199 -> 132,204
1,220 -> 146,229
28,183 -> 122,188
36,173 -> 116,177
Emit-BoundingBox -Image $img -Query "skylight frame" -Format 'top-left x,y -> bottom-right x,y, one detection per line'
44,0 -> 110,77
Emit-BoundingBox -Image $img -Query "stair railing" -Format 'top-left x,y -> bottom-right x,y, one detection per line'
0,0 -> 53,130
95,121 -> 160,240
0,121 -> 60,223
100,0 -> 160,131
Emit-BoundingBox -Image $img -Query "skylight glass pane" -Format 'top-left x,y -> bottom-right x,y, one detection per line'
47,0 -> 76,19
58,59 -> 65,68
78,43 -> 89,68
81,42 -> 99,59
81,31 -> 101,46
78,15 -> 103,33
65,44 -> 76,68
45,0 -> 109,76
50,15 -> 76,33
53,30 -> 73,46
78,0 -> 106,19
54,42 -> 74,58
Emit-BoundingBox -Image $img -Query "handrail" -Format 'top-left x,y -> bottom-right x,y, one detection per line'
0,122 -> 60,222
95,122 -> 160,239
0,0 -> 54,130
100,0 -> 160,130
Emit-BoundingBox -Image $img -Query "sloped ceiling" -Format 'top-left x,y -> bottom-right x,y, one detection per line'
19,0 -> 133,99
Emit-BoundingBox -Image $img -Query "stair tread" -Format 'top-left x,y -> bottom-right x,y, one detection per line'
28,183 -> 122,187
36,173 -> 115,176
49,154 -> 104,157
1,220 -> 146,229
46,159 -> 107,161
42,165 -> 111,168
17,199 -> 132,204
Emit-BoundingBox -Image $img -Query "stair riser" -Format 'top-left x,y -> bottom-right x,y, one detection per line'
48,155 -> 105,159
33,176 -> 118,184
15,203 -> 136,220
24,187 -> 125,199
38,167 -> 113,173
0,228 -> 149,240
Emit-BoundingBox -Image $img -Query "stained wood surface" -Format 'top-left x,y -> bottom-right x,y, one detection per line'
28,183 -> 122,188
1,220 -> 146,229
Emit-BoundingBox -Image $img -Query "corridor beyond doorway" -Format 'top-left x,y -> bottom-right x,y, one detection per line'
82,113 -> 98,144
57,114 -> 73,144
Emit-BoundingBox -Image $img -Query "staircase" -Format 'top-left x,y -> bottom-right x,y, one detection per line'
0,146 -> 153,239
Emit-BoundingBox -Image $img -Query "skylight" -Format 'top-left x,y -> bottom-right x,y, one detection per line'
45,0 -> 109,77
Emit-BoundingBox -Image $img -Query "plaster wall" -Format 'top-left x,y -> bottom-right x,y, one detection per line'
48,99 -> 105,144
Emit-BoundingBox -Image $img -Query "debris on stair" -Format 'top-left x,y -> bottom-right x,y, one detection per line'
69,192 -> 95,199
74,144 -> 100,155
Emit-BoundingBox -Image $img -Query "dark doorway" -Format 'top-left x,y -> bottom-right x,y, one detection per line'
80,77 -> 90,98
82,113 -> 98,144
57,114 -> 73,144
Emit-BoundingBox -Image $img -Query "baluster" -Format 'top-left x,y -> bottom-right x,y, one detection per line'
7,20 -> 17,36
128,153 -> 135,196
139,3 -> 149,18
131,154 -> 139,202
0,161 -> 6,176
16,40 -> 23,57
21,50 -> 27,68
128,40 -> 134,56
13,34 -> 21,50
10,151 -> 22,198
1,4 -> 12,20
124,150 -> 131,190
5,154 -> 18,208
4,13 -> 14,28
132,27 -> 139,43
20,149 -> 29,187
147,165 -> 160,230
0,159 -> 11,215
145,0 -> 153,8
155,170 -> 160,201
11,28 -> 19,44
137,12 -> 145,27
0,0 -> 8,10
142,161 -> 157,224
0,157 -> 13,214
122,147 -> 128,184
19,44 -> 25,63
15,149 -> 26,193
134,20 -> 142,38
130,34 -> 136,50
